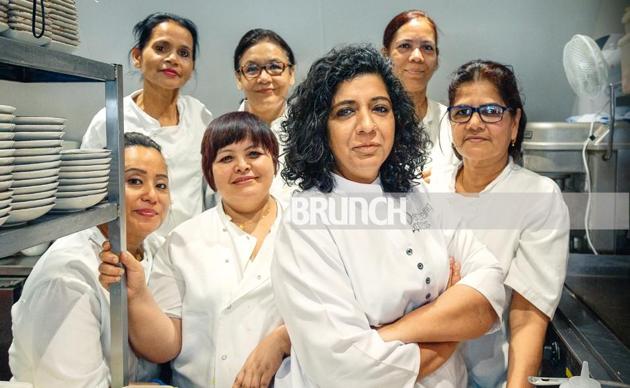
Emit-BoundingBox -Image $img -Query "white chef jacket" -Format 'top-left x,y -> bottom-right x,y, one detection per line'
430,159 -> 570,388
82,90 -> 213,237
270,174 -> 505,388
148,200 -> 284,388
237,100 -> 295,206
9,227 -> 160,388
423,99 -> 459,174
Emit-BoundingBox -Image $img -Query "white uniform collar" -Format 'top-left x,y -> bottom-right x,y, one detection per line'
332,173 -> 384,194
450,157 -> 518,193
237,99 -> 287,130
128,89 -> 185,128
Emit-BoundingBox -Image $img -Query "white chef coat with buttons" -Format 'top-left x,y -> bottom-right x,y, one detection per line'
237,100 -> 295,206
148,201 -> 283,388
430,159 -> 570,388
423,99 -> 459,173
270,174 -> 505,388
9,227 -> 160,388
82,90 -> 213,237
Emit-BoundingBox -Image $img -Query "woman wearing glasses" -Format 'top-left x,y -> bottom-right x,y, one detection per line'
431,60 -> 569,387
233,28 -> 296,203
82,13 -> 213,237
382,10 -> 458,179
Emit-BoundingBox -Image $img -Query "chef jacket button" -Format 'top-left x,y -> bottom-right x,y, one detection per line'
227,304 -> 232,310
406,248 -> 413,256
417,262 -> 423,270
225,259 -> 229,263
221,355 -> 227,360
425,293 -> 431,299
425,277 -> 431,285
222,228 -> 227,232
256,274 -> 262,280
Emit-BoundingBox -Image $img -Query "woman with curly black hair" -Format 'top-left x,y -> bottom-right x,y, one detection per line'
271,44 -> 505,388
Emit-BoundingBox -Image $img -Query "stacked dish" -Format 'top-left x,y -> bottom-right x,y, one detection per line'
0,0 -> 8,33
3,116 -> 64,226
46,0 -> 79,52
55,149 -> 110,212
1,0 -> 52,46
0,105 -> 16,227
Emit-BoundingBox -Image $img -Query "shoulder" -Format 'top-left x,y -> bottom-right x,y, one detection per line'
504,165 -> 562,194
168,207 -> 220,241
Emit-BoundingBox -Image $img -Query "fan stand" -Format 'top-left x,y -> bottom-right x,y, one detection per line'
603,81 -> 622,161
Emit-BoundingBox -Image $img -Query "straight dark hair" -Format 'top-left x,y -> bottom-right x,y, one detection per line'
131,12 -> 200,61
233,28 -> 295,72
124,132 -> 162,152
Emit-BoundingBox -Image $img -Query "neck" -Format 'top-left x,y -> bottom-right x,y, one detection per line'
407,89 -> 428,120
97,224 -> 144,259
223,196 -> 274,232
456,157 -> 509,193
246,99 -> 285,125
136,83 -> 180,126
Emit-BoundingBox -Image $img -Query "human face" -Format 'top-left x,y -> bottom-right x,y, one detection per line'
327,74 -> 395,184
386,18 -> 438,94
124,146 -> 170,244
236,41 -> 295,109
212,139 -> 275,210
450,80 -> 521,166
132,21 -> 194,91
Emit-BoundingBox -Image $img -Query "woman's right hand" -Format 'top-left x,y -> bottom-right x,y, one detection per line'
98,240 -> 147,300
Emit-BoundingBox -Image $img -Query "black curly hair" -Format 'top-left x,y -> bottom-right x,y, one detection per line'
281,44 -> 429,193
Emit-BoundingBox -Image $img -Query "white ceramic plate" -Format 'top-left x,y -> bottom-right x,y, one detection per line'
13,168 -> 59,180
0,140 -> 15,149
13,131 -> 65,140
59,169 -> 109,179
0,28 -> 52,46
14,146 -> 61,156
0,205 -> 11,218
0,123 -> 16,132
59,175 -> 109,185
61,149 -> 112,160
13,117 -> 66,125
0,157 -> 15,166
0,132 -> 14,141
13,124 -> 64,132
0,113 -> 15,122
59,163 -> 110,172
0,149 -> 16,157
0,180 -> 12,191
61,157 -> 111,166
4,203 -> 55,224
0,22 -> 8,35
53,192 -> 107,211
12,154 -> 61,164
0,198 -> 11,208
0,105 -> 16,114
56,188 -> 106,198
13,160 -> 61,172
12,196 -> 55,210
13,189 -> 56,202
0,173 -> 12,182
11,175 -> 57,188
58,181 -> 108,192
14,139 -> 63,148
0,165 -> 14,175
13,181 -> 59,195
0,213 -> 9,227
0,190 -> 12,201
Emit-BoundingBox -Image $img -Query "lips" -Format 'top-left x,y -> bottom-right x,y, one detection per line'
353,143 -> 380,153
464,136 -> 489,143
232,176 -> 256,184
256,87 -> 274,94
161,68 -> 179,77
134,208 -> 158,217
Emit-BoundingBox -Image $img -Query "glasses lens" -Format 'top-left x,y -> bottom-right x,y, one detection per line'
243,63 -> 260,78
266,62 -> 286,76
450,106 -> 473,122
479,105 -> 504,122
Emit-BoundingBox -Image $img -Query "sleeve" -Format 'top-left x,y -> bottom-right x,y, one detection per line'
271,221 -> 420,388
504,185 -> 569,318
11,278 -> 109,388
80,108 -> 107,149
147,234 -> 186,318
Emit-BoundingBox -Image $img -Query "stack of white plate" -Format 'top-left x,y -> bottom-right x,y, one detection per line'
0,0 -> 9,33
1,0 -> 52,46
55,149 -> 110,212
3,116 -> 65,226
0,105 -> 15,227
46,0 -> 78,52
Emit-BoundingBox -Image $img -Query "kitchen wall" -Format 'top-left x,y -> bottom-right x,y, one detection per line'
0,0 -> 627,142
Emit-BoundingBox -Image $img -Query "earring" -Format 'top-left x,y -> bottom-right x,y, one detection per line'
511,140 -> 516,147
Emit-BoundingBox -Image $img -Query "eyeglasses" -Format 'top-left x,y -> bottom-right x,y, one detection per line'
239,61 -> 292,79
447,104 -> 511,124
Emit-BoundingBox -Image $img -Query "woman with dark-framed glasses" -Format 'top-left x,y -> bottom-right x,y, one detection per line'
233,28 -> 296,203
431,60 -> 569,387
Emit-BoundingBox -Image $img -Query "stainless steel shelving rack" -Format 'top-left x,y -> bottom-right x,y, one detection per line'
0,36 -> 130,388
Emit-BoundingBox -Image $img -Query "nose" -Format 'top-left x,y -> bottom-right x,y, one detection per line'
356,109 -> 377,135
409,47 -> 424,63
257,68 -> 272,83
164,50 -> 179,65
234,156 -> 251,173
465,110 -> 485,130
141,184 -> 158,204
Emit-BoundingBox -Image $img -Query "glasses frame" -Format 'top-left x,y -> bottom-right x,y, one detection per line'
447,103 -> 512,124
239,61 -> 293,80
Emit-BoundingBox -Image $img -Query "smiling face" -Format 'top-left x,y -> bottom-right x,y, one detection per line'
386,18 -> 438,95
211,138 -> 275,210
236,40 -> 295,110
132,20 -> 194,91
124,146 -> 170,244
327,73 -> 395,184
451,80 -> 521,166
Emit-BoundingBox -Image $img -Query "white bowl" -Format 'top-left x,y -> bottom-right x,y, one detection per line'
13,117 -> 66,125
59,169 -> 109,179
0,173 -> 12,182
61,149 -> 111,160
53,192 -> 107,211
59,163 -> 110,172
0,140 -> 15,149
0,123 -> 16,132
59,175 -> 109,185
0,205 -> 11,218
4,203 -> 55,224
20,242 -> 51,256
14,147 -> 61,156
0,149 -> 16,157
0,197 -> 12,208
14,131 -> 65,140
12,196 -> 55,210
0,132 -> 14,141
13,189 -> 56,202
11,175 -> 57,188
0,105 -> 16,114
0,113 -> 15,122
13,154 -> 61,164
14,139 -> 63,148
61,157 -> 111,166
58,181 -> 108,192
0,157 -> 15,166
56,188 -> 106,198
13,160 -> 61,172
12,181 -> 59,195
0,180 -> 11,191
13,168 -> 60,180
0,165 -> 13,175
0,190 -> 12,201
13,124 -> 64,132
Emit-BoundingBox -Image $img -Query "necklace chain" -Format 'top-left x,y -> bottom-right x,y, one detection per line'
236,200 -> 272,231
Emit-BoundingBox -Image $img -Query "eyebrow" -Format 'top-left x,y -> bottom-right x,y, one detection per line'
125,168 -> 168,180
331,96 -> 392,109
216,144 -> 261,154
